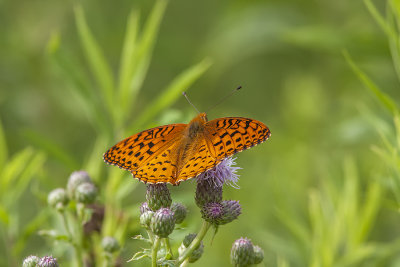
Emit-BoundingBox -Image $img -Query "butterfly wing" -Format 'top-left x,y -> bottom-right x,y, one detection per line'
205,117 -> 271,161
175,138 -> 218,184
103,124 -> 186,173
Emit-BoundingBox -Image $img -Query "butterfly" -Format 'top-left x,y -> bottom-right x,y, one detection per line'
103,112 -> 271,185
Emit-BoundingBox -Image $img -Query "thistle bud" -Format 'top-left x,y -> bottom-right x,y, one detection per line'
195,180 -> 222,208
22,255 -> 40,267
178,233 -> 204,263
146,184 -> 172,211
201,202 -> 223,224
75,182 -> 97,204
218,200 -> 241,225
67,171 -> 92,197
47,188 -> 69,211
150,208 -> 175,237
140,210 -> 154,228
252,245 -> 264,264
171,202 -> 187,224
37,256 -> 59,267
101,236 -> 120,253
140,202 -> 151,215
231,238 -> 254,267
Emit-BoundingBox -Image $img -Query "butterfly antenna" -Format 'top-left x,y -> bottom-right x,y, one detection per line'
182,92 -> 200,114
205,85 -> 242,113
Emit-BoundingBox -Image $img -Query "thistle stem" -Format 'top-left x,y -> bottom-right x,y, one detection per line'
60,210 -> 83,267
177,221 -> 211,264
164,238 -> 173,259
179,258 -> 189,267
152,236 -> 161,267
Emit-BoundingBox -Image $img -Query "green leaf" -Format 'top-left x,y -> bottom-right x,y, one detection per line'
74,5 -> 115,118
49,40 -> 112,136
39,229 -> 70,241
343,50 -> 398,115
22,130 -> 79,170
1,147 -> 34,193
0,204 -> 10,226
0,117 -> 8,171
13,209 -> 51,256
130,58 -> 212,130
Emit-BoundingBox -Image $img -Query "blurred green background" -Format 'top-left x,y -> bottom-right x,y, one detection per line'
2,0 -> 400,266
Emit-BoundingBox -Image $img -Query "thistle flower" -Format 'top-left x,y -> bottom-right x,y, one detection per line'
146,184 -> 172,211
150,207 -> 175,237
195,180 -> 222,208
75,182 -> 97,204
47,188 -> 69,211
196,157 -> 240,187
37,256 -> 59,267
22,255 -> 40,267
67,170 -> 92,197
178,233 -> 204,263
230,238 -> 254,267
171,202 -> 187,224
102,236 -> 120,253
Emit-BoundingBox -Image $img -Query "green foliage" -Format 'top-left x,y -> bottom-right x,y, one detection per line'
5,0 -> 400,266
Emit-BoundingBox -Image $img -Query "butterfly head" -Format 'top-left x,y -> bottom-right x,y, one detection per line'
187,112 -> 208,139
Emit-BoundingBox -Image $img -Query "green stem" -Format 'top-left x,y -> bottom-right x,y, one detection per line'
60,210 -> 83,267
164,238 -> 173,259
179,258 -> 189,267
152,236 -> 161,267
177,221 -> 211,265
147,229 -> 155,243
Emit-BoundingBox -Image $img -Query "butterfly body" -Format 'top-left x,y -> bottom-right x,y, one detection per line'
103,112 -> 270,185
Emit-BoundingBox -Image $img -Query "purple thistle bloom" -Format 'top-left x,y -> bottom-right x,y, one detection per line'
196,157 -> 241,187
37,256 -> 59,267
201,202 -> 224,224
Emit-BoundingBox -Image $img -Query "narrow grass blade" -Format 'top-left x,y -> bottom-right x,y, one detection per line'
130,58 -> 212,130
119,0 -> 169,123
118,11 -> 140,112
1,147 -> 34,193
364,0 -> 393,37
74,6 -> 115,116
343,50 -> 398,114
48,35 -> 112,136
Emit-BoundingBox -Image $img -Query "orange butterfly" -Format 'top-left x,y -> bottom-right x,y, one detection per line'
103,112 -> 270,185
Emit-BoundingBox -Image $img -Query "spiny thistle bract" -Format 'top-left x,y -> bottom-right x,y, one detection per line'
67,170 -> 92,197
37,255 -> 59,267
22,255 -> 40,267
230,237 -> 264,267
47,188 -> 69,211
171,202 -> 187,223
75,182 -> 98,204
150,207 -> 176,237
146,184 -> 172,211
101,236 -> 120,253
